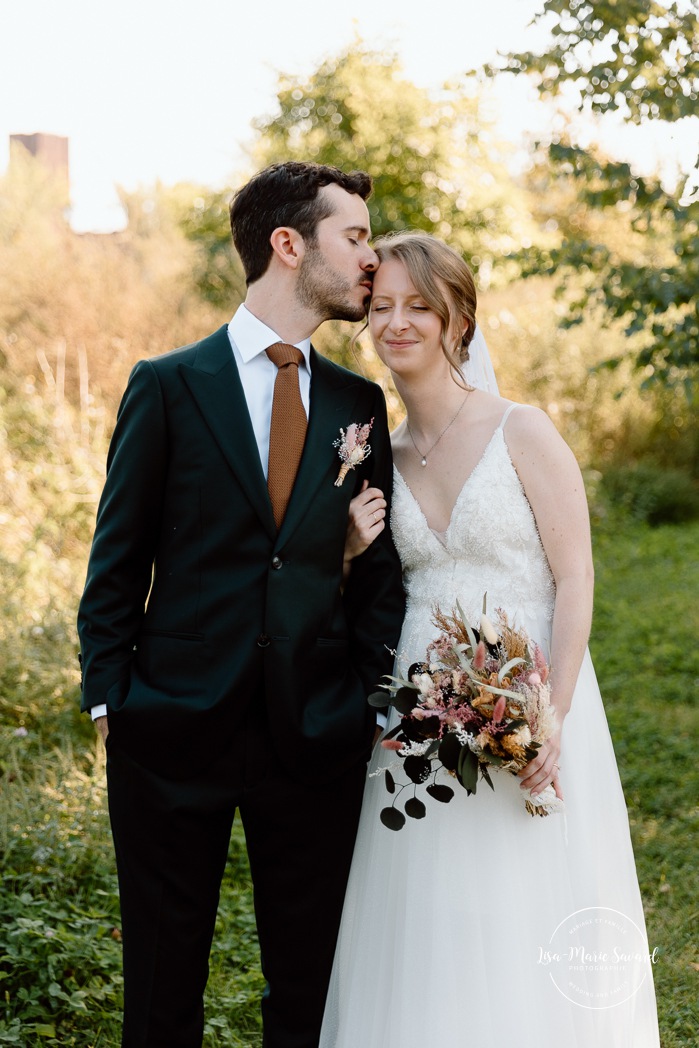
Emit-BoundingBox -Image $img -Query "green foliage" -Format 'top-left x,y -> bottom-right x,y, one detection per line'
252,45 -> 467,240
600,463 -> 699,524
180,41 -> 540,306
515,142 -> 699,394
478,277 -> 698,477
495,0 -> 698,123
490,0 -> 699,396
252,43 -> 536,265
0,741 -> 122,1046
590,519 -> 699,1047
0,368 -> 102,752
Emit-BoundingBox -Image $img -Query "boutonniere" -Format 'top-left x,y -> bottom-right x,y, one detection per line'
333,418 -> 374,487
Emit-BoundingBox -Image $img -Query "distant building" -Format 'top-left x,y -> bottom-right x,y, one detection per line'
10,132 -> 70,207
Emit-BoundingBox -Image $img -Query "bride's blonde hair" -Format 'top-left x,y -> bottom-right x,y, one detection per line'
372,231 -> 477,385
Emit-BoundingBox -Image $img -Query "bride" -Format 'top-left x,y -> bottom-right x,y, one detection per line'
322,232 -> 660,1047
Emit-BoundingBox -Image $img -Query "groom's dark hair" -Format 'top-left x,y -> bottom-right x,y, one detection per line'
230,161 -> 372,285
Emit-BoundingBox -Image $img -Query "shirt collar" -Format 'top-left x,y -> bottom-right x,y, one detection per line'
228,304 -> 312,370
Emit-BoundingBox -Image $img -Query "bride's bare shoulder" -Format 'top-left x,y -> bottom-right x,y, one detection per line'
504,402 -> 579,470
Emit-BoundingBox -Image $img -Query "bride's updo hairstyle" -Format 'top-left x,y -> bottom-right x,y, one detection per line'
372,231 -> 477,386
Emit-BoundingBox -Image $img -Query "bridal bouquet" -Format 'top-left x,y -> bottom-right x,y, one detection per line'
369,599 -> 563,830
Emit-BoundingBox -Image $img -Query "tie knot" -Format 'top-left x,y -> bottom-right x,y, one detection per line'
266,342 -> 303,369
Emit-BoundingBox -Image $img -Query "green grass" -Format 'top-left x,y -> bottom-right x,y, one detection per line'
1,517 -> 697,1046
590,517 -> 699,1047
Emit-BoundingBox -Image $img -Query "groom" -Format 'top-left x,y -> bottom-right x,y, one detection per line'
78,161 -> 405,1048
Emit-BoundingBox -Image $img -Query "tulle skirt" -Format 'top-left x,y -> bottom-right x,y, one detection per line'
320,606 -> 660,1048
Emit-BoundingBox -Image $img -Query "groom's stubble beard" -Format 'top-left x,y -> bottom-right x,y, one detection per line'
296,243 -> 370,323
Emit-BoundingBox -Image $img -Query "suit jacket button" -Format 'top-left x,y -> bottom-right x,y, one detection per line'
256,634 -> 271,648
271,556 -> 282,570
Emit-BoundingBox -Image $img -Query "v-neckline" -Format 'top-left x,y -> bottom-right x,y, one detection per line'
394,427 -> 505,542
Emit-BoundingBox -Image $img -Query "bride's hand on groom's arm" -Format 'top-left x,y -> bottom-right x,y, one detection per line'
342,480 -> 387,583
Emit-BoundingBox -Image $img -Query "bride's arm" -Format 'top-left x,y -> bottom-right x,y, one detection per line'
342,480 -> 387,584
505,405 -> 595,798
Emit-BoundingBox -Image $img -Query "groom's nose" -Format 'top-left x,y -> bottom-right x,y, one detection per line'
361,246 -> 379,271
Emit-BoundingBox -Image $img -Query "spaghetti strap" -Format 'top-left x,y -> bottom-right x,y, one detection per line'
496,402 -> 518,432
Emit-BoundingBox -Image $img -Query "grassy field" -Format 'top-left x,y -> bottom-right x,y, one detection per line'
1,517 -> 697,1047
588,517 -> 699,1046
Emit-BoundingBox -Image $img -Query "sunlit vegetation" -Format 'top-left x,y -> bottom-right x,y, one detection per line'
1,19 -> 697,1043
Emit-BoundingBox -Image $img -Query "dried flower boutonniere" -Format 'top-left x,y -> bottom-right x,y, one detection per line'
333,418 -> 374,487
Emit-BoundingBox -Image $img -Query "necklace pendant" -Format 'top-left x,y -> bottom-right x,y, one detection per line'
420,457 -> 427,467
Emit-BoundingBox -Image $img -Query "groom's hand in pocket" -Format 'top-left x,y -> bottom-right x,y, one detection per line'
94,716 -> 109,745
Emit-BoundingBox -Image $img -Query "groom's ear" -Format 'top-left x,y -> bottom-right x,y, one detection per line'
269,226 -> 305,271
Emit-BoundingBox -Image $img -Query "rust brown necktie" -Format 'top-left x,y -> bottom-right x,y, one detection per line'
266,342 -> 308,529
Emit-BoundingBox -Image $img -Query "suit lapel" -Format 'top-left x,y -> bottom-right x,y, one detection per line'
178,326 -> 277,540
279,349 -> 365,545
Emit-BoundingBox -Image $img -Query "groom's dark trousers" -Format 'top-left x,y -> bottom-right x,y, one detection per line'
78,326 -> 405,1048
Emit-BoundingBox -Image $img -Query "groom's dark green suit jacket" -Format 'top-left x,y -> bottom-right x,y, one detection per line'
78,325 -> 405,782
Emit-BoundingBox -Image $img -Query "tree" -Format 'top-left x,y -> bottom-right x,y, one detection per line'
252,43 -> 536,261
497,0 -> 698,123
179,42 -> 540,313
489,0 -> 699,396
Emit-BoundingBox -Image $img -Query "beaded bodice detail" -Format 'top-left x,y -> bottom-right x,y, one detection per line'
391,420 -> 556,648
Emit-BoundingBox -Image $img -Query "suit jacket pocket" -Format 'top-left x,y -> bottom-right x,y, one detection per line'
136,632 -> 206,695
139,629 -> 205,641
316,637 -> 348,648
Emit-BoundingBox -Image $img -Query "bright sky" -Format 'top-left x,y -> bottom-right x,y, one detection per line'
2,0 -> 697,230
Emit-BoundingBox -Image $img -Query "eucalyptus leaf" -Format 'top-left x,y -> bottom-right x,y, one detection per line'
481,764 -> 495,791
438,732 -> 461,771
426,783 -> 455,803
385,769 -> 396,794
405,796 -> 427,820
367,691 -> 390,708
458,746 -> 479,794
380,807 -> 406,831
393,686 -> 420,715
403,755 -> 432,784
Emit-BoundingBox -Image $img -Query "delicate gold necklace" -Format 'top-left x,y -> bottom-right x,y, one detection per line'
406,393 -> 470,466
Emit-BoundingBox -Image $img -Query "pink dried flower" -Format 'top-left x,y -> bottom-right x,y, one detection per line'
492,695 -> 506,724
526,671 -> 542,687
333,418 -> 374,487
533,644 -> 549,684
381,739 -> 404,751
472,641 -> 487,671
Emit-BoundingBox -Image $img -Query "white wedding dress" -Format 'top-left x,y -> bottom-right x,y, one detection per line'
320,405 -> 660,1048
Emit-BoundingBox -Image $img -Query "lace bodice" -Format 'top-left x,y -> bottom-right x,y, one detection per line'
391,411 -> 555,662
